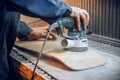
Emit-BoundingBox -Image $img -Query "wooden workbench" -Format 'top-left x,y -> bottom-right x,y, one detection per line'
10,41 -> 120,80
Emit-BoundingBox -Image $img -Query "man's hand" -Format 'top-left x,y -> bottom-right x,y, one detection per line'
70,6 -> 90,30
28,29 -> 57,40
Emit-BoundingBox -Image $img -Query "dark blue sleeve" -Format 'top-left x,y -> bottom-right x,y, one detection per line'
7,0 -> 72,23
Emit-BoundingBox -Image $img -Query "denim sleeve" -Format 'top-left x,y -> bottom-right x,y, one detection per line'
17,21 -> 33,41
7,0 -> 72,23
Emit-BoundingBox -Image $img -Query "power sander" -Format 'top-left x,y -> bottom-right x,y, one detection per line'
49,17 -> 88,52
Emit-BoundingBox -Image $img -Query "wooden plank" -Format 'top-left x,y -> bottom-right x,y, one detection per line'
15,41 -> 105,70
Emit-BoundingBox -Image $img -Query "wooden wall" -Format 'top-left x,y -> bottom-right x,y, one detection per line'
64,0 -> 120,40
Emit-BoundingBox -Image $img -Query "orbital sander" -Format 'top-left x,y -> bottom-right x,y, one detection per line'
49,17 -> 88,52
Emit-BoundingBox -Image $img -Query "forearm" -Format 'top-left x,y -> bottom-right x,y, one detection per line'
7,0 -> 72,23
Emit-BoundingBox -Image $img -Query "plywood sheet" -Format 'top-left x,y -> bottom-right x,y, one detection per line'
15,41 -> 105,70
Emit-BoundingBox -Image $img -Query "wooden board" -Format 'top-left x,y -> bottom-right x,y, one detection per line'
15,41 -> 105,70
11,47 -> 120,80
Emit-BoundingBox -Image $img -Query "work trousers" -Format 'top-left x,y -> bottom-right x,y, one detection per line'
0,12 -> 20,80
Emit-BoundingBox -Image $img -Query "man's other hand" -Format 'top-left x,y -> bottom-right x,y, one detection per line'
28,29 -> 57,40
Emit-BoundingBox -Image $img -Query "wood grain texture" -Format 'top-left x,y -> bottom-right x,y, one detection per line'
15,41 -> 105,70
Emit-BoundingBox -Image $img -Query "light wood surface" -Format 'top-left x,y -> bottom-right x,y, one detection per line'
15,41 -> 105,70
13,41 -> 120,80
